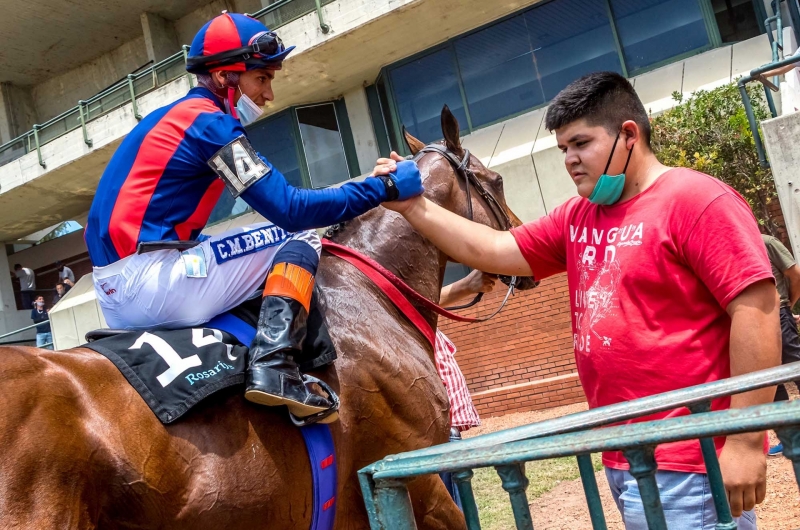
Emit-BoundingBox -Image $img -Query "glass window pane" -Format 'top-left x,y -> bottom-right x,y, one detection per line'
207,190 -> 250,225
389,48 -> 469,142
297,104 -> 351,188
443,263 -> 471,286
610,0 -> 709,72
248,112 -> 304,188
455,15 -> 544,128
208,111 -> 303,225
526,0 -> 624,101
711,0 -> 761,43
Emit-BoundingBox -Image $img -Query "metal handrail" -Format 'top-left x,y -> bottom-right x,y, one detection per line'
378,361 -> 800,461
0,0 -> 333,168
738,53 -> 800,168
360,362 -> 800,530
0,320 -> 48,341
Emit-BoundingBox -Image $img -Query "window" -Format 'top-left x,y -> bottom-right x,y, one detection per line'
455,15 -> 544,128
208,111 -> 303,225
525,0 -> 624,100
389,48 -> 469,143
711,0 -> 762,43
609,0 -> 710,72
206,100 -> 359,226
249,112 -> 304,188
453,0 -> 623,128
378,0 -> 735,143
297,103 -> 351,188
443,263 -> 471,287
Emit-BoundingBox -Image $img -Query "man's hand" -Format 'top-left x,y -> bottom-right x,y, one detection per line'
718,433 -> 767,517
440,270 -> 498,306
370,152 -> 403,177
371,152 -> 424,206
723,279 -> 780,517
371,152 -> 423,213
462,270 -> 497,295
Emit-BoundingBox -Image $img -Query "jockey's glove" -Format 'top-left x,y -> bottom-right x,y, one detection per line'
379,160 -> 424,202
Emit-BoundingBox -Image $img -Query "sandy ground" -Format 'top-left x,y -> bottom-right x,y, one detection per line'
464,400 -> 800,529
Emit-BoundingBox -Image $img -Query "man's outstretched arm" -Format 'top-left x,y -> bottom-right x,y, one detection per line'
383,195 -> 532,276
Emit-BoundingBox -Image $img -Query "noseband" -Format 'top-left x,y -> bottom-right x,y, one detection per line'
412,143 -> 517,317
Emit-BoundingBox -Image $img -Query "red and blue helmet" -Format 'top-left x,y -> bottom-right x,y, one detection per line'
186,12 -> 295,74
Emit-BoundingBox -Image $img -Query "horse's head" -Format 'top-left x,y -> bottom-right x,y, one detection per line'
404,106 -> 538,291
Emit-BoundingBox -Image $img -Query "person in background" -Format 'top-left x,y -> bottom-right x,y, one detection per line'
762,233 -> 800,456
31,295 -> 52,350
56,261 -> 75,284
53,282 -> 67,305
436,269 -> 496,509
63,278 -> 74,289
14,264 -> 36,309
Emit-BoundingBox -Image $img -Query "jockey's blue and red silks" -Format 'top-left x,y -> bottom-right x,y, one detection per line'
85,87 -> 388,267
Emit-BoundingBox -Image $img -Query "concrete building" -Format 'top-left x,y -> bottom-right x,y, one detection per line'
0,0 -> 794,411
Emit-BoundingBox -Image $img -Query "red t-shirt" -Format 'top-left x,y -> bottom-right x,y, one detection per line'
511,168 -> 773,473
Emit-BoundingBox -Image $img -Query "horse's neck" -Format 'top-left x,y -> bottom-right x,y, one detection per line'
330,208 -> 444,329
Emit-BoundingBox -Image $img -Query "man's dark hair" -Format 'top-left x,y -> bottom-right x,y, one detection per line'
13,264 -> 21,270
545,71 -> 651,147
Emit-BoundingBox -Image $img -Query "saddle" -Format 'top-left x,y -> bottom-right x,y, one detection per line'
84,289 -> 339,530
84,287 -> 338,424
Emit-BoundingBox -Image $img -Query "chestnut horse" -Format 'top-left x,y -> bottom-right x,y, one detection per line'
0,108 -> 532,529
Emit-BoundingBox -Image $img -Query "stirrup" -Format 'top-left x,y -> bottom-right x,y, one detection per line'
289,375 -> 340,427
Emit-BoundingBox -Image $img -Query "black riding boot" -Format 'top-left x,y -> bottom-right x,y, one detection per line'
244,295 -> 336,421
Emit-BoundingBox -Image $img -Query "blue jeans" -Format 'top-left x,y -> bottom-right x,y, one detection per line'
36,332 -> 53,349
440,428 -> 463,511
605,468 -> 757,529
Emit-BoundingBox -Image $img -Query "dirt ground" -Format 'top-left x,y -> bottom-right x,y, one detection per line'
464,399 -> 800,530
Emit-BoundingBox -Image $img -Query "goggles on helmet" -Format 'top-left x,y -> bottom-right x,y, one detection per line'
187,31 -> 286,73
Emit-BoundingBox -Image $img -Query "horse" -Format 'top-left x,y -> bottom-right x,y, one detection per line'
0,106 -> 535,529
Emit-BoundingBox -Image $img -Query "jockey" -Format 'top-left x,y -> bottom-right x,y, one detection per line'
84,12 -> 423,422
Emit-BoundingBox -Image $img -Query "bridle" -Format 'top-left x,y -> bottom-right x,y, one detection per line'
411,143 -> 518,320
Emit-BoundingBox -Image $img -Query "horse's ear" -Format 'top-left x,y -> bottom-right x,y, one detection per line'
440,105 -> 463,156
403,126 -> 426,156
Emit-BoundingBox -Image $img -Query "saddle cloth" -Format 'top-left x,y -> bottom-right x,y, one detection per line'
85,328 -> 248,423
85,325 -> 338,530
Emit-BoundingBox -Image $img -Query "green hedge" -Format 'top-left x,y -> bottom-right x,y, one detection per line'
651,83 -> 780,235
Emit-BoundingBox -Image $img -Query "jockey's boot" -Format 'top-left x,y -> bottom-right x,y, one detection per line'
244,260 -> 336,422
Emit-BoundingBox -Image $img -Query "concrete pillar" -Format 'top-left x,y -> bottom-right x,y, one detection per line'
141,12 -> 180,63
0,83 -> 38,144
0,242 -> 18,313
763,111 -> 800,254
343,87 -> 380,175
0,242 -> 35,341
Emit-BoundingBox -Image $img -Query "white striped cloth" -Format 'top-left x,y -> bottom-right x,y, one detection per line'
434,330 -> 481,431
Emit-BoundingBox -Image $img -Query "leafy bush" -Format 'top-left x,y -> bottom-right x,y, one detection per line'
650,83 -> 780,235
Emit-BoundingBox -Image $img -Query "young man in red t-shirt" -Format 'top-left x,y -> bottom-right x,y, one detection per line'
378,72 -> 780,528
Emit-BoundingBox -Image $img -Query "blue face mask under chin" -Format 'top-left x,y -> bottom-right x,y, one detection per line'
588,130 -> 634,206
235,87 -> 264,126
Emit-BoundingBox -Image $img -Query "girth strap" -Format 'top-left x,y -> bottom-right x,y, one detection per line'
302,423 -> 337,530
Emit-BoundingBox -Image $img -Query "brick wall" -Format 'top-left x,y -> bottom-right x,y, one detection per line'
439,273 -> 586,418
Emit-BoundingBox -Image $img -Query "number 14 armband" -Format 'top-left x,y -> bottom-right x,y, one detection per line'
208,135 -> 271,197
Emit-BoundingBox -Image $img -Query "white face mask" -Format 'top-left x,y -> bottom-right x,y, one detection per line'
235,87 -> 264,126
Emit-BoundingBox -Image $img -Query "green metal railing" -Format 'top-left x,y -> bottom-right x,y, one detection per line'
739,0 -> 800,168
0,0 -> 336,170
360,362 -> 800,529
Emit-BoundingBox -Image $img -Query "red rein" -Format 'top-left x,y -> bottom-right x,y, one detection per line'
321,239 -> 482,347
